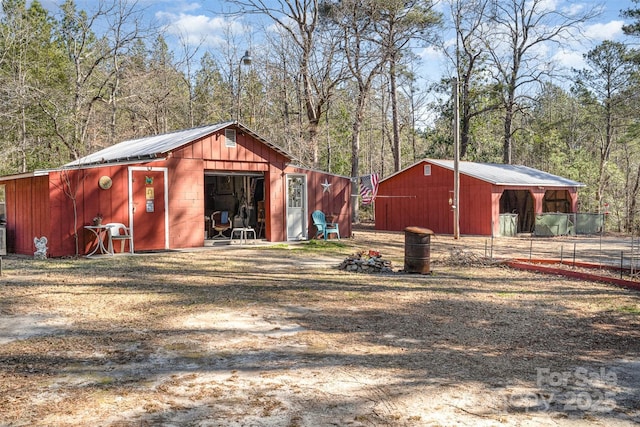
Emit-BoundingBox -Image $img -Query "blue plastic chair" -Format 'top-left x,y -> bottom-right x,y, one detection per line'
312,210 -> 340,240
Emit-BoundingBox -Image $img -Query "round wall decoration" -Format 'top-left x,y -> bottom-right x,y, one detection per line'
98,175 -> 113,190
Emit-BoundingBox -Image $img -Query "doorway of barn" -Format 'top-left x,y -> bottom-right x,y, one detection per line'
499,190 -> 535,233
204,172 -> 264,239
129,167 -> 168,251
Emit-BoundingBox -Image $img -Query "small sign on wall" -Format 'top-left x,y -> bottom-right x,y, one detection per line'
146,200 -> 154,212
146,187 -> 154,200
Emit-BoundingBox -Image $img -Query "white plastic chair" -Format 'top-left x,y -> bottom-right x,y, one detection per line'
104,223 -> 133,254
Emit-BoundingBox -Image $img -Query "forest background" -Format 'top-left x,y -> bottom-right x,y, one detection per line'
2,0 -> 640,230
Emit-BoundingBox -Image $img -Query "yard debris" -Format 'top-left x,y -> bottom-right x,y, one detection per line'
338,250 -> 394,273
443,247 -> 495,267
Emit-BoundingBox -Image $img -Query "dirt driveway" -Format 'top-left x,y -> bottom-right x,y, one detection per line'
1,229 -> 639,426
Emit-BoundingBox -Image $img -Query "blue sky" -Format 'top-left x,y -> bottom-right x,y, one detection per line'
39,0 -> 639,89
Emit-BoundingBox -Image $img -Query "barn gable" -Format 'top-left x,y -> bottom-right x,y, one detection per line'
65,121 -> 294,168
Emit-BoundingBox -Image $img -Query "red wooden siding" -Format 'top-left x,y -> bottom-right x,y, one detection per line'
287,166 -> 352,239
1,175 -> 50,255
0,124 -> 353,256
173,129 -> 289,166
46,166 -> 133,257
376,161 -> 494,235
166,158 -> 205,249
268,165 -> 286,242
376,161 -> 580,236
461,174 -> 494,235
376,162 -> 458,234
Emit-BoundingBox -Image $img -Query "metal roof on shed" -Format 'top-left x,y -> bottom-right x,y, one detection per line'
428,159 -> 585,187
382,159 -> 584,188
64,121 -> 294,167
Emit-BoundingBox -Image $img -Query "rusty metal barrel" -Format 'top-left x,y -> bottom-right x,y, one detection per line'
404,226 -> 434,274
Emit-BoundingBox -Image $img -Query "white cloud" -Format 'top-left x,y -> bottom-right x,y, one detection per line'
552,49 -> 586,70
155,11 -> 246,47
585,20 -> 625,41
537,0 -> 561,14
181,2 -> 203,13
420,45 -> 443,61
561,2 -> 585,16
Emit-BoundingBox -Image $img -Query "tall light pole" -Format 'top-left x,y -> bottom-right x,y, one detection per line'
453,77 -> 460,239
236,50 -> 252,122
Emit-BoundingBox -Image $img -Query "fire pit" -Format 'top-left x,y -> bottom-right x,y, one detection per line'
338,250 -> 394,273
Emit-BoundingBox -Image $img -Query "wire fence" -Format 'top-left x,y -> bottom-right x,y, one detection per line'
444,233 -> 640,276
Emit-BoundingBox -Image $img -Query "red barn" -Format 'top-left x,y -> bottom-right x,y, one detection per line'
375,159 -> 584,236
0,122 -> 351,257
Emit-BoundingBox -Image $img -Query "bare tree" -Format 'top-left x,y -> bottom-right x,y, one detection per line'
261,27 -> 306,156
373,0 -> 441,172
443,0 -> 500,158
321,0 -> 389,220
574,41 -> 635,216
104,0 -> 153,144
52,169 -> 87,257
231,0 -> 345,167
484,0 -> 601,164
175,31 -> 205,128
39,0 -> 155,159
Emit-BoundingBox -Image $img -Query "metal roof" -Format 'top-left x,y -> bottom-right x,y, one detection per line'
428,159 -> 585,187
380,159 -> 584,188
64,121 -> 294,167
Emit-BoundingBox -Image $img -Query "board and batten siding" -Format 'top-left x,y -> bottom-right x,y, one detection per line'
286,166 -> 352,240
1,176 -> 49,255
375,161 -> 494,235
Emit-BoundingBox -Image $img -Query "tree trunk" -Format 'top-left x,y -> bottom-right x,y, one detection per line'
301,52 -> 320,167
503,113 -> 511,164
390,59 -> 401,172
351,88 -> 367,223
628,163 -> 640,232
460,72 -> 471,158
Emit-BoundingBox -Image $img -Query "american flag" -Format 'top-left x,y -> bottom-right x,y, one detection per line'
359,173 -> 379,205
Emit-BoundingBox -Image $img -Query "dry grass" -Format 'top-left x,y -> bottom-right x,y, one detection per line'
1,230 -> 640,426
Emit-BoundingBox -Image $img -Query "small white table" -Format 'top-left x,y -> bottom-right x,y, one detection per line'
84,225 -> 113,257
230,227 -> 256,244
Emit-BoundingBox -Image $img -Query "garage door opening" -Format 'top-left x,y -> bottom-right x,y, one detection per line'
204,172 -> 265,238
500,190 -> 534,233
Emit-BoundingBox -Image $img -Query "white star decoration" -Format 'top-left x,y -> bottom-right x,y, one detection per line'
321,179 -> 332,193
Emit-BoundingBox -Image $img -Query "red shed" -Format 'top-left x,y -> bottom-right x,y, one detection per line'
375,159 -> 584,236
0,122 -> 351,257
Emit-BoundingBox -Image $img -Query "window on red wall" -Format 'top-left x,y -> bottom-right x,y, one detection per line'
225,129 -> 237,147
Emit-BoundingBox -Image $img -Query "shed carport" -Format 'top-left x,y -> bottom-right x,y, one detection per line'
374,159 -> 584,236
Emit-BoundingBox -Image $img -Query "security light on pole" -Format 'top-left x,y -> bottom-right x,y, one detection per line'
236,50 -> 252,122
